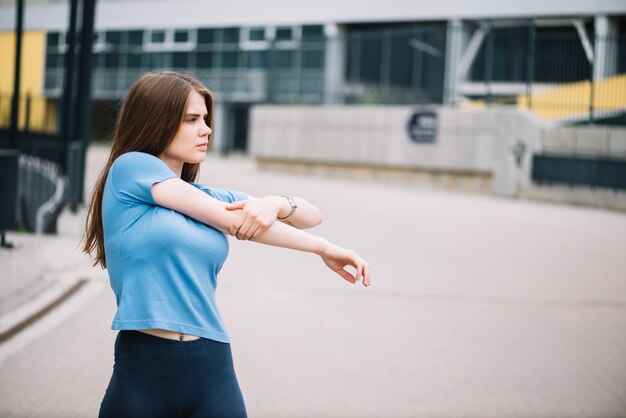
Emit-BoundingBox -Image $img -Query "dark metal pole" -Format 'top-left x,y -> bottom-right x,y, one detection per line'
75,0 -> 96,144
9,0 -> 25,144
526,20 -> 536,113
60,0 -> 79,145
69,0 -> 97,210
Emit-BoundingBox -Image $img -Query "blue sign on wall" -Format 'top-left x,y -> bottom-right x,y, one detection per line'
407,111 -> 438,144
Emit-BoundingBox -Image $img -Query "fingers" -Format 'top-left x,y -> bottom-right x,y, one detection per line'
229,213 -> 245,236
236,217 -> 254,240
250,223 -> 270,240
363,262 -> 372,287
351,255 -> 371,288
350,253 -> 371,287
236,214 -> 272,240
355,261 -> 364,283
225,201 -> 246,211
336,268 -> 356,284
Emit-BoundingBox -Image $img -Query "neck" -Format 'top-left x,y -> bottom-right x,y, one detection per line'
158,155 -> 183,177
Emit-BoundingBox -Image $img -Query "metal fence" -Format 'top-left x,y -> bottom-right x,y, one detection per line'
463,26 -> 626,125
17,154 -> 66,234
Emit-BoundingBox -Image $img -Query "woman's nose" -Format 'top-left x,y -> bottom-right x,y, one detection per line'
200,122 -> 211,136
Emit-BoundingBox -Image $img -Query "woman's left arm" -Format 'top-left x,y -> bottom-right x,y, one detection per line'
225,195 -> 323,240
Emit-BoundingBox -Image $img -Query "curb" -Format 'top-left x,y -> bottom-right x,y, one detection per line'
0,278 -> 87,344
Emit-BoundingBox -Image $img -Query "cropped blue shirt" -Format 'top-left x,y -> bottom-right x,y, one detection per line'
102,151 -> 247,342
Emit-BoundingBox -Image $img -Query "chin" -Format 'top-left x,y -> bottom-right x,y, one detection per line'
190,153 -> 207,164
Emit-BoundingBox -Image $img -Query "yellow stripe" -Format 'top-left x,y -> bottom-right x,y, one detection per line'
517,74 -> 626,121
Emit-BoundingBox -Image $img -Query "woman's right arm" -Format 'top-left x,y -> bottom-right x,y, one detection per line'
152,178 -> 371,286
152,177 -> 245,236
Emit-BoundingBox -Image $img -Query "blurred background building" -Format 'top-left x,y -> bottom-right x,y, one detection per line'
1,0 -> 626,231
2,0 -> 624,147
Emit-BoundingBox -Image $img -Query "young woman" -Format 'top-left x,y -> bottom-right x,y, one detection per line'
84,71 -> 371,418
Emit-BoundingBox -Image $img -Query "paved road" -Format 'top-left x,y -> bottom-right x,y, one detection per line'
1,145 -> 625,417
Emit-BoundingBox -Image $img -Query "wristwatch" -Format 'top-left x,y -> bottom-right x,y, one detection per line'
277,196 -> 297,220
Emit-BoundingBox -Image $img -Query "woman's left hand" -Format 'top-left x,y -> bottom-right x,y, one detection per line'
225,197 -> 282,240
319,242 -> 371,287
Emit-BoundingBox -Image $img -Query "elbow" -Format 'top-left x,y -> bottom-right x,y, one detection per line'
313,211 -> 323,227
286,209 -> 322,229
306,207 -> 323,228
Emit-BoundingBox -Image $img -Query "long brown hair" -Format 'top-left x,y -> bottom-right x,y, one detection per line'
83,71 -> 214,269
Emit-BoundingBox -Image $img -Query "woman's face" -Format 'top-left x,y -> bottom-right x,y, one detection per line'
158,90 -> 211,174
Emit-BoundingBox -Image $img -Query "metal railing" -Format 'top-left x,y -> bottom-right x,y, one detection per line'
17,155 -> 66,234
460,26 -> 626,125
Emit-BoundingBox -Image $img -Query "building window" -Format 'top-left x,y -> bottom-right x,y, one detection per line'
128,30 -> 143,46
174,30 -> 189,43
151,30 -> 166,44
172,51 -> 189,68
47,32 -> 59,48
196,51 -> 213,68
275,27 -> 293,41
249,27 -> 265,41
302,49 -> 324,69
273,26 -> 300,49
274,49 -> 294,68
222,27 -> 239,44
104,52 -> 120,68
220,51 -> 239,68
106,31 -> 123,46
127,53 -> 142,68
149,52 -> 167,68
46,32 -> 66,52
247,50 -> 267,68
197,28 -> 215,45
45,53 -> 58,69
302,25 -> 324,40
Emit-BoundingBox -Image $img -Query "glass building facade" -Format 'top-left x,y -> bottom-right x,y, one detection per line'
45,24 -> 328,103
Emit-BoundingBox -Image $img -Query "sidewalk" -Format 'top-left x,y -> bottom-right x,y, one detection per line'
0,146 -> 625,417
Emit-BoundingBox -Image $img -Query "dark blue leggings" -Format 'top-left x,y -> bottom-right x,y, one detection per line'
99,330 -> 248,418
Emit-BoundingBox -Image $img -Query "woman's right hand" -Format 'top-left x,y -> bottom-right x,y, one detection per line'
319,242 -> 371,287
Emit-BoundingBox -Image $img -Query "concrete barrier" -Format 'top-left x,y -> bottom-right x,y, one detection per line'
249,105 -> 626,211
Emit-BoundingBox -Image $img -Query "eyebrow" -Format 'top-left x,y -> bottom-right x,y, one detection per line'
184,113 -> 209,118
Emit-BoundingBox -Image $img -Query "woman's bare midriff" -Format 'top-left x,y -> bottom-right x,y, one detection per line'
138,329 -> 201,341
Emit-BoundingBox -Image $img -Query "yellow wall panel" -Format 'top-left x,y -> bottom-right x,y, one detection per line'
0,30 -> 49,131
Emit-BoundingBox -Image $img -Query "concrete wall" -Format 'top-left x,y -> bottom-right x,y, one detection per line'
249,105 -> 626,211
250,105 -> 541,196
523,125 -> 626,211
251,106 -> 496,172
542,125 -> 626,159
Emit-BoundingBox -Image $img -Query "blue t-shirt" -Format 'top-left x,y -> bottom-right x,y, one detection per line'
102,151 -> 248,342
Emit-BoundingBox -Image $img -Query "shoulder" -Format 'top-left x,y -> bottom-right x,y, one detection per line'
113,151 -> 161,167
111,152 -> 174,177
